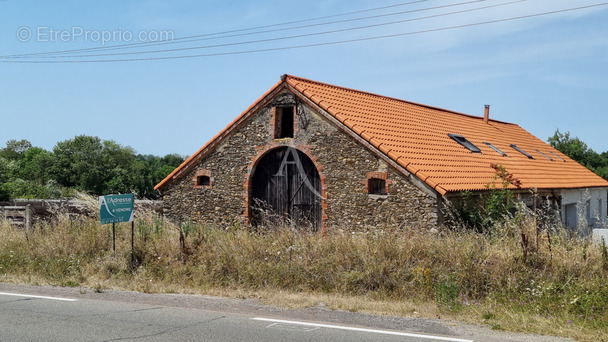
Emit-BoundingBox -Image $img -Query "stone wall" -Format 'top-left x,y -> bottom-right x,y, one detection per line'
162,90 -> 439,230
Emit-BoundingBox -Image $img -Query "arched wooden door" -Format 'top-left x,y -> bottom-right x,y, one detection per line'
250,147 -> 322,229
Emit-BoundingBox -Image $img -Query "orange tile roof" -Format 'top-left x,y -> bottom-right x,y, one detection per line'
284,75 -> 608,195
156,75 -> 608,194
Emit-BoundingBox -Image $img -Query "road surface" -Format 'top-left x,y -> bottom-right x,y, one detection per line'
0,283 -> 573,342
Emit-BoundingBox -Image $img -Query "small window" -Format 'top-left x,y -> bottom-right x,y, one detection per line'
193,169 -> 212,189
550,151 -> 566,162
274,106 -> 294,139
535,149 -> 553,161
364,171 -> 390,195
484,142 -> 507,156
368,178 -> 386,195
197,175 -> 210,187
510,144 -> 533,159
448,133 -> 481,153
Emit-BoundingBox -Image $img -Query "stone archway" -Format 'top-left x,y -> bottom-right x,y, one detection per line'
250,147 -> 322,229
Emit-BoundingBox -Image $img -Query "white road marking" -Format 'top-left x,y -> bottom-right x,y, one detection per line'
0,292 -> 77,302
252,317 -> 474,342
267,322 -> 320,332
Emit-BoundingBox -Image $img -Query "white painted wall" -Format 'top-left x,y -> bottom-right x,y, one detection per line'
560,188 -> 608,234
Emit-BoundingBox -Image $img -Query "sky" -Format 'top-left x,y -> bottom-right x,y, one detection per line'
1,0 -> 607,157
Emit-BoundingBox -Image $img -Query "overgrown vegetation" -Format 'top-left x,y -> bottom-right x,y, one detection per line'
452,163 -> 522,231
0,200 -> 607,341
0,137 -> 184,200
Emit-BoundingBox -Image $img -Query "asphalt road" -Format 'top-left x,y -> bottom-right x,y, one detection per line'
0,283 -> 574,342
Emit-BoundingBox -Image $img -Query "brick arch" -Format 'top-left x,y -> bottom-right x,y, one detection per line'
243,142 -> 328,232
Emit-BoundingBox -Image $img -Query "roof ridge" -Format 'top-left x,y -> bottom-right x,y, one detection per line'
284,74 -> 515,125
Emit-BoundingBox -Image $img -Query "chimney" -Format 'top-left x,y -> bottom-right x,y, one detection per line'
484,105 -> 490,124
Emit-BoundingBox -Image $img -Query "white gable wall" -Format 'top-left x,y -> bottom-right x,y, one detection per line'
560,188 -> 608,239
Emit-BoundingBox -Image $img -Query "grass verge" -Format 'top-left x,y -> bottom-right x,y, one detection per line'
0,211 -> 607,341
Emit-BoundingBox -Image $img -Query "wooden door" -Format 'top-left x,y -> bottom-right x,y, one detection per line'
250,147 -> 322,229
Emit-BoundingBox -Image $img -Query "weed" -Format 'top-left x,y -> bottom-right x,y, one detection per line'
435,277 -> 461,312
181,221 -> 198,238
62,280 -> 80,287
482,312 -> 495,320
601,237 -> 608,271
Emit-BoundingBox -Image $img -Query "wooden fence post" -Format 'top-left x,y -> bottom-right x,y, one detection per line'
25,204 -> 32,233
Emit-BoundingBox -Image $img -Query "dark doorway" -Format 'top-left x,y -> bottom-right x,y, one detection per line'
250,147 -> 322,229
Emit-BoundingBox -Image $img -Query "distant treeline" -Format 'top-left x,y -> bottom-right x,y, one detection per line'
0,136 -> 184,200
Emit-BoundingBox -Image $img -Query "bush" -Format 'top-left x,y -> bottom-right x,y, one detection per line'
451,164 -> 523,233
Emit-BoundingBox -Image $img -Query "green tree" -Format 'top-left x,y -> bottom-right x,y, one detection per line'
0,139 -> 32,161
52,135 -> 104,192
17,147 -> 56,183
548,129 -> 608,180
129,154 -> 184,199
0,136 -> 183,199
51,135 -> 136,195
0,157 -> 12,201
1,178 -> 61,199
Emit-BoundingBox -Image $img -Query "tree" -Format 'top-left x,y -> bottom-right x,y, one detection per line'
17,147 -> 56,183
51,135 -> 136,195
0,157 -> 11,201
130,154 -> 184,199
52,135 -> 104,192
0,136 -> 183,199
0,139 -> 32,161
549,129 -> 608,180
548,130 -> 589,163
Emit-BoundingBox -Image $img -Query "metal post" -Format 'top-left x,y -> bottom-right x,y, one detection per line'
131,221 -> 135,265
112,222 -> 116,257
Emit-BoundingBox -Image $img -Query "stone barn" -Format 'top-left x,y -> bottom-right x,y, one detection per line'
155,75 -> 608,232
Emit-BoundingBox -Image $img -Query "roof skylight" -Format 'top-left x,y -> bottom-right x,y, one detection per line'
535,149 -> 553,161
484,142 -> 507,156
448,133 -> 481,153
550,151 -> 566,162
510,144 -> 533,159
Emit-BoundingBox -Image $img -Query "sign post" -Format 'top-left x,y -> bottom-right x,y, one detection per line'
99,194 -> 134,258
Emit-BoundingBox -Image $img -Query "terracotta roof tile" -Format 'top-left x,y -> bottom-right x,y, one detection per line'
284,75 -> 608,194
155,75 -> 608,193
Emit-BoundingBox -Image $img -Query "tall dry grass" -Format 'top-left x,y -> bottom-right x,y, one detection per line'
0,202 -> 607,341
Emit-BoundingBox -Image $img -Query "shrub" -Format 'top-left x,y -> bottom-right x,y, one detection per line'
451,164 -> 521,232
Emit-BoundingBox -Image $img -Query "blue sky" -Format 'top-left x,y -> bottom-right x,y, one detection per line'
1,0 -> 607,157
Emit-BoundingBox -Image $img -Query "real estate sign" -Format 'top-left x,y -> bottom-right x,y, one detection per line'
99,194 -> 134,225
